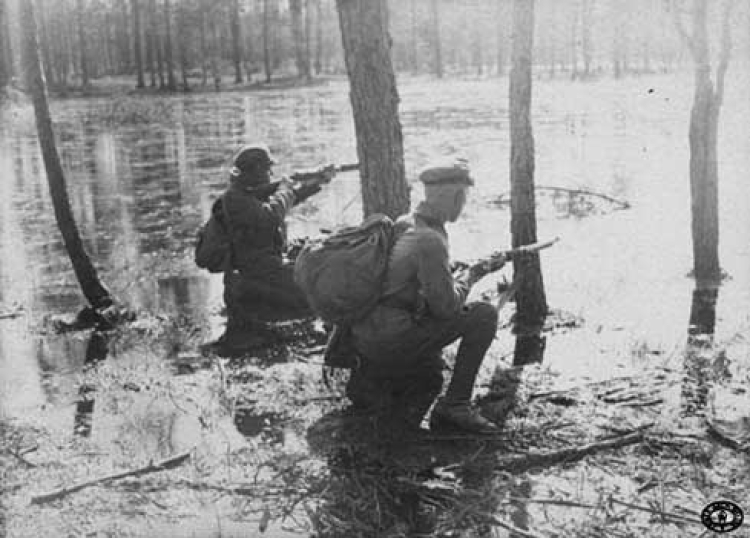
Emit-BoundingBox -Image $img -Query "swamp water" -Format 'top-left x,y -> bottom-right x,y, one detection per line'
1,73 -> 749,537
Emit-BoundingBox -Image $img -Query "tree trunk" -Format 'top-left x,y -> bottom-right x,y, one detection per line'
509,0 -> 547,329
229,0 -> 243,83
496,0 -> 506,76
290,0 -> 310,79
132,0 -> 145,88
581,0 -> 593,77
305,0 -> 313,80
163,0 -> 176,91
119,0 -> 131,73
429,0 -> 443,77
262,0 -> 272,83
314,0 -> 323,74
409,0 -> 418,73
336,0 -> 409,219
20,0 -> 113,310
177,3 -> 189,91
150,0 -> 165,88
76,0 -> 89,87
145,3 -> 156,87
0,0 -> 13,90
199,6 -> 208,86
687,0 -> 722,281
208,5 -> 221,89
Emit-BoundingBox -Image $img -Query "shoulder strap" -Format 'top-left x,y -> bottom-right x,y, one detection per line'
219,195 -> 234,273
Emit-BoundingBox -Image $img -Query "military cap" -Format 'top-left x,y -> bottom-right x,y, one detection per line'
230,143 -> 276,178
418,159 -> 474,186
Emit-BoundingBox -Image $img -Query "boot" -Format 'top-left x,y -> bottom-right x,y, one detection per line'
429,398 -> 500,434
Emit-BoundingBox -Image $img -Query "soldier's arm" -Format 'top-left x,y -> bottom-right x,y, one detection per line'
257,183 -> 296,226
416,231 -> 469,319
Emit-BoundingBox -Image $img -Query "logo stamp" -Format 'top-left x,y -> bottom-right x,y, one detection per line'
701,501 -> 744,533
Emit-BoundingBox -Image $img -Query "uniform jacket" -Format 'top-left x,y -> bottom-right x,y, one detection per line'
352,201 -> 469,349
222,179 -> 296,277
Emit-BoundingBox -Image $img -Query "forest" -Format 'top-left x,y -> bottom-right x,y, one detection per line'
1,0 -> 749,537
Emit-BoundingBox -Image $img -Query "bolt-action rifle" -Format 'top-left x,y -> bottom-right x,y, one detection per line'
454,237 -> 560,287
249,163 -> 359,200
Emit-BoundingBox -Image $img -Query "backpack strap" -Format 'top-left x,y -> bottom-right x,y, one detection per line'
219,195 -> 234,274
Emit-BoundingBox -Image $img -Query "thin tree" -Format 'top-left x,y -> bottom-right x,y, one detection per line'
336,0 -> 409,218
76,0 -> 90,87
20,0 -> 113,310
262,0 -> 273,82
132,0 -> 145,88
429,0 -> 443,78
177,2 -> 190,91
509,0 -> 547,329
163,0 -> 177,91
671,0 -> 734,282
290,0 -> 311,79
314,0 -> 323,74
150,0 -> 165,88
229,0 -> 243,83
0,0 -> 11,91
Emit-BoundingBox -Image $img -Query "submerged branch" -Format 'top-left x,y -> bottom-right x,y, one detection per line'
30,451 -> 191,505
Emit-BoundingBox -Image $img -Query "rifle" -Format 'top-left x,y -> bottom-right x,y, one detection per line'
454,237 -> 560,285
249,163 -> 360,200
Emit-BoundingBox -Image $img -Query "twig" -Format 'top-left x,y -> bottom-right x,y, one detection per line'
506,496 -> 601,510
9,449 -> 37,468
488,515 -> 544,538
30,451 -> 192,505
494,431 -> 647,472
609,498 -> 702,525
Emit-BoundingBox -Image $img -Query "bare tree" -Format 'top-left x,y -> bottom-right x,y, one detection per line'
163,0 -> 177,91
0,0 -> 11,90
671,0 -> 734,281
290,0 -> 311,79
132,0 -> 145,88
20,0 -> 114,310
509,0 -> 547,329
76,0 -> 90,87
262,0 -> 273,82
336,0 -> 409,218
229,0 -> 243,83
429,0 -> 443,77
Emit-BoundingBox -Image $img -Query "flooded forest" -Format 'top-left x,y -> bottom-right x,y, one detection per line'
1,0 -> 749,537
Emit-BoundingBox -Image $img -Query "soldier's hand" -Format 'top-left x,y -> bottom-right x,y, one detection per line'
317,164 -> 336,183
292,181 -> 322,204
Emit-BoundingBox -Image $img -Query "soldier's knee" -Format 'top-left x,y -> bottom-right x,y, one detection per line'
466,302 -> 498,330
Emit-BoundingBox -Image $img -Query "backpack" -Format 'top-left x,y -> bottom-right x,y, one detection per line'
293,213 -> 397,325
194,197 -> 232,273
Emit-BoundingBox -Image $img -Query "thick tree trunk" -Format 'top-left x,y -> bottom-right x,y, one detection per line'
163,0 -> 176,91
509,0 -> 547,329
429,0 -> 443,78
262,0 -> 272,83
230,0 -> 243,83
336,0 -> 409,219
76,0 -> 89,87
20,1 -> 113,310
687,0 -> 721,281
132,0 -> 145,88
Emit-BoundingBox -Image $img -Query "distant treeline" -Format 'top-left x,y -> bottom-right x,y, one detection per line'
1,0 -> 748,93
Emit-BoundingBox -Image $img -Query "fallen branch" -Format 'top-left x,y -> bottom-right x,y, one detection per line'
505,495 -> 701,526
494,431 -> 646,472
488,515 -> 544,538
30,451 -> 191,505
609,498 -> 702,526
495,185 -> 630,209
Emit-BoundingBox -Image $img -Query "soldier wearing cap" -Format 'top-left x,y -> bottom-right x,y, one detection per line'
218,143 -> 328,354
347,159 -> 504,434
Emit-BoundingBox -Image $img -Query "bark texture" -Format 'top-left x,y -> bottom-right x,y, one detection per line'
20,0 -> 113,310
336,0 -> 409,219
509,0 -> 547,329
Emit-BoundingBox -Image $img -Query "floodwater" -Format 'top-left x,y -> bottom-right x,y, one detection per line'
1,71 -> 749,536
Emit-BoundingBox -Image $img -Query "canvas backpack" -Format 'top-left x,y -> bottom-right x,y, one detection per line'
293,213 -> 398,325
194,197 -> 232,273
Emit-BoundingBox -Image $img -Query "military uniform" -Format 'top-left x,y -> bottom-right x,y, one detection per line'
348,162 -> 501,433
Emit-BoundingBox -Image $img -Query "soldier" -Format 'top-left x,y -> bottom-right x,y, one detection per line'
348,160 -> 504,433
218,143 -> 329,355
